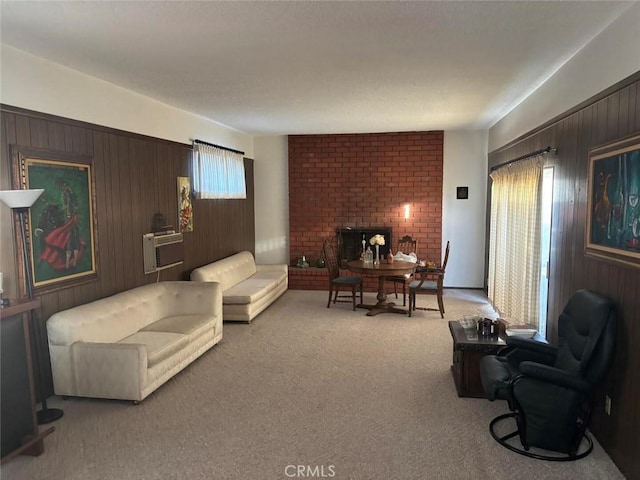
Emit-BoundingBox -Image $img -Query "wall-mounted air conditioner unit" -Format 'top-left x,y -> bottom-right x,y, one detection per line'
143,232 -> 184,274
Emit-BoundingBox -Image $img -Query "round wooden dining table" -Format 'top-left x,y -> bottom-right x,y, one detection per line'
346,259 -> 416,316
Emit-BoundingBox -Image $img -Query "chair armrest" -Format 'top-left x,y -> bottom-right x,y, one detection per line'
504,336 -> 557,366
256,264 -> 288,274
411,269 -> 443,289
415,267 -> 444,276
70,342 -> 147,400
518,361 -> 591,393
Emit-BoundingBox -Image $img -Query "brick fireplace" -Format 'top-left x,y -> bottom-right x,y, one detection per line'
288,131 -> 443,291
336,227 -> 392,265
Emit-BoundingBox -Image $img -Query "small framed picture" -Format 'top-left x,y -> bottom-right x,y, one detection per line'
456,186 -> 469,200
177,176 -> 194,233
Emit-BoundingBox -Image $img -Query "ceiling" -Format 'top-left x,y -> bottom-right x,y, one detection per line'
0,1 -> 633,136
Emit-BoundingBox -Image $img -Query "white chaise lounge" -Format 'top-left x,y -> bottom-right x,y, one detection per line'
190,251 -> 287,323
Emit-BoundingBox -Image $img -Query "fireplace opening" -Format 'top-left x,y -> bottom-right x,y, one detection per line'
336,227 -> 392,266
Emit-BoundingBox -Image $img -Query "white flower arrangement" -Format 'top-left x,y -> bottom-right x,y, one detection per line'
369,234 -> 385,246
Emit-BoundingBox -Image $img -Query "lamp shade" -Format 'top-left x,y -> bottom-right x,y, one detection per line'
0,189 -> 44,209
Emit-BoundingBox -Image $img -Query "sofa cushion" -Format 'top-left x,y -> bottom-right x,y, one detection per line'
190,251 -> 257,291
47,282 -> 221,347
47,285 -> 166,346
254,270 -> 287,282
118,331 -> 188,367
140,314 -> 216,337
223,270 -> 286,304
223,278 -> 279,304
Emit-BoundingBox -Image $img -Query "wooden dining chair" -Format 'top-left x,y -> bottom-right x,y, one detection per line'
408,241 -> 450,318
385,235 -> 418,306
322,237 -> 363,311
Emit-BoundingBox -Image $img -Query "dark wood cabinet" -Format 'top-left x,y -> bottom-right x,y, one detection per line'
448,320 -> 507,398
1,298 -> 54,464
448,320 -> 546,398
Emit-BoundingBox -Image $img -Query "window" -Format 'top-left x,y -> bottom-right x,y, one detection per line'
488,156 -> 544,327
192,142 -> 246,199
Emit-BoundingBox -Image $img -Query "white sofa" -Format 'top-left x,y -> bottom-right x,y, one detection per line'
190,251 -> 287,323
47,281 -> 222,403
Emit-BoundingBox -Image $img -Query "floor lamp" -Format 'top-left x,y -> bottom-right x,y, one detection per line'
0,189 -> 64,425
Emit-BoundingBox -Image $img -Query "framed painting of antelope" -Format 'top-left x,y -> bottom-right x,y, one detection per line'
585,132 -> 640,268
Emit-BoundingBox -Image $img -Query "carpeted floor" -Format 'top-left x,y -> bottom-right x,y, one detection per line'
1,289 -> 625,480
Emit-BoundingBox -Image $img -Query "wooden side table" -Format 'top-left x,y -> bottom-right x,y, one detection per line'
1,298 -> 54,464
448,320 -> 507,398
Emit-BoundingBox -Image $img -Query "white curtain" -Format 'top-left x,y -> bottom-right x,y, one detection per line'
192,143 -> 246,199
488,156 -> 544,326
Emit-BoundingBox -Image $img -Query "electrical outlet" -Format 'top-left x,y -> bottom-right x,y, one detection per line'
605,395 -> 612,415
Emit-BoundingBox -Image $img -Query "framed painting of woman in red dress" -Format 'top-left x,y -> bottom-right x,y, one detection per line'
12,146 -> 97,292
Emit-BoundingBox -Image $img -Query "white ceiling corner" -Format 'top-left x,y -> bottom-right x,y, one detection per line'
0,1 -> 633,135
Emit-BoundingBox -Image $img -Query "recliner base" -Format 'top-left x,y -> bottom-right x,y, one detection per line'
489,413 -> 594,462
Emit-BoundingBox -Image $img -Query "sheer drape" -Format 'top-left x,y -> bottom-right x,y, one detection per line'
192,143 -> 246,199
488,156 -> 544,326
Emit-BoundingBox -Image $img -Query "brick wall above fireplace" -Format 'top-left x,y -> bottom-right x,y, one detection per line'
288,131 -> 443,290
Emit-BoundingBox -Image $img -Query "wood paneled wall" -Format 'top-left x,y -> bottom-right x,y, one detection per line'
488,73 -> 640,479
0,105 -> 255,397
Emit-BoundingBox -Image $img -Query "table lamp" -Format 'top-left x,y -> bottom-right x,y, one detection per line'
0,189 -> 64,424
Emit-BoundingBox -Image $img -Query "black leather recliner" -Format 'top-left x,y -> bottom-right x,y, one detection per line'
479,289 -> 616,461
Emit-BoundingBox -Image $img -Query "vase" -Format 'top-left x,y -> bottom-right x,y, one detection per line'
387,250 -> 394,264
374,244 -> 380,265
